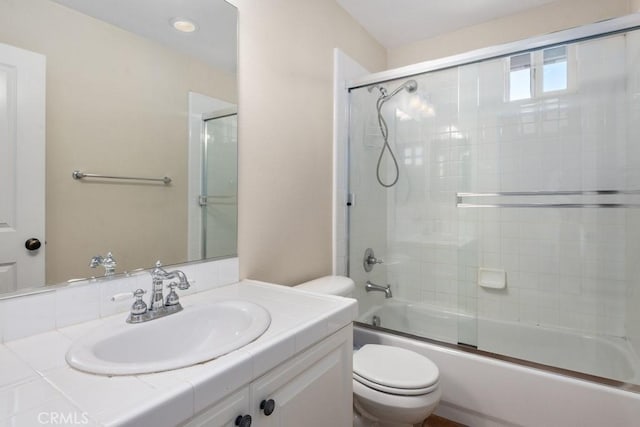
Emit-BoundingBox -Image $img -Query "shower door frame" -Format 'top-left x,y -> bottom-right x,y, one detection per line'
348,14 -> 640,90
201,108 -> 238,259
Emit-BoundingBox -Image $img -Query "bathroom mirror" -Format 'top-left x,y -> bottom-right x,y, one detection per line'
0,0 -> 237,294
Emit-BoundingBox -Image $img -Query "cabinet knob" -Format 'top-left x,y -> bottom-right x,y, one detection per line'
260,399 -> 275,416
235,414 -> 252,427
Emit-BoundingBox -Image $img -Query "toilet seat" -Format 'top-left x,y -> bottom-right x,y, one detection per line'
353,345 -> 439,396
353,372 -> 438,395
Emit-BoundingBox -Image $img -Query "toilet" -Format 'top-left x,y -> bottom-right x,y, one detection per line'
296,276 -> 441,427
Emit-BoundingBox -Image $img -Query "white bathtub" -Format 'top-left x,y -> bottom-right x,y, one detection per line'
359,300 -> 640,383
356,300 -> 640,426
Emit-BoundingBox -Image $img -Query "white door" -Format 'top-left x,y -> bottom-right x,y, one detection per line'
0,43 -> 45,292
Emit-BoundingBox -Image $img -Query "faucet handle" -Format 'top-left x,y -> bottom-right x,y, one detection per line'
363,248 -> 384,272
131,289 -> 148,315
111,289 -> 147,302
111,289 -> 146,303
165,282 -> 180,306
111,291 -> 134,302
111,289 -> 148,317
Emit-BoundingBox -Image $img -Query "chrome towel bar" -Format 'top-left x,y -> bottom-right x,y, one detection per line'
72,170 -> 171,185
457,203 -> 640,208
457,190 -> 640,197
456,190 -> 640,208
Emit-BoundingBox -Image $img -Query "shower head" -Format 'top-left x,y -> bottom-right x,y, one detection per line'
369,79 -> 418,102
388,79 -> 418,98
403,79 -> 418,93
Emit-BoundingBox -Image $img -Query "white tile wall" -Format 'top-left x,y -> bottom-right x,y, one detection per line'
0,258 -> 239,343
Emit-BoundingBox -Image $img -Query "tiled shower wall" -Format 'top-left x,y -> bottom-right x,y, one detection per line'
348,31 -> 640,340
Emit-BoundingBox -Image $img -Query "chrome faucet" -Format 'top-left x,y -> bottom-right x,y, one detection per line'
89,252 -> 117,276
115,261 -> 191,324
149,261 -> 190,311
365,280 -> 392,298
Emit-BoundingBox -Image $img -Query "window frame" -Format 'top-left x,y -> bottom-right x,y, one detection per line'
505,44 -> 576,103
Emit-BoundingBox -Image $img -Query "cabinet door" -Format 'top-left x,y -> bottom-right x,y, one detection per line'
251,326 -> 353,427
183,387 -> 251,427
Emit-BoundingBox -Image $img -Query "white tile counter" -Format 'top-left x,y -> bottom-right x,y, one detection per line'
0,280 -> 357,426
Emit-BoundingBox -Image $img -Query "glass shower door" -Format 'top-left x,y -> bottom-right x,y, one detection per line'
348,73 -> 478,347
348,28 -> 640,384
202,112 -> 237,258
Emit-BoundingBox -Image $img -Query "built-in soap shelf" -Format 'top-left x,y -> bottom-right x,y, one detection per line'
478,268 -> 506,289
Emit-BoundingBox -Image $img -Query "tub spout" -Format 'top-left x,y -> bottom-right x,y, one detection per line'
365,281 -> 392,298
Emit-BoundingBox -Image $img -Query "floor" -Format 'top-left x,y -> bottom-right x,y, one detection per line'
423,414 -> 467,427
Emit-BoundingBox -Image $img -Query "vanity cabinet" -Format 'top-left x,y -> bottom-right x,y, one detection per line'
185,325 -> 353,427
186,388 -> 251,427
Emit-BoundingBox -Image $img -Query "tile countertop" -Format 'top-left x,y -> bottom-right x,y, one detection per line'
0,280 -> 358,427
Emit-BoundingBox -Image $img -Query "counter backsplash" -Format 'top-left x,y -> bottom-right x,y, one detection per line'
0,258 -> 239,343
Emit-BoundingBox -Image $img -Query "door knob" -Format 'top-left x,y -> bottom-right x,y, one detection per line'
25,238 -> 42,251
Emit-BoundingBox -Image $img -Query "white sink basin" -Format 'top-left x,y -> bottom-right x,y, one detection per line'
66,300 -> 271,376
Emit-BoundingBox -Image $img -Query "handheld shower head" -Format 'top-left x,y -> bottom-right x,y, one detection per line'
388,79 -> 418,98
367,79 -> 418,101
404,79 -> 418,93
367,78 -> 419,189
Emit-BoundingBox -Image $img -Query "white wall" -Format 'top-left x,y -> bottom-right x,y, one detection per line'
388,0 -> 633,68
233,0 -> 387,286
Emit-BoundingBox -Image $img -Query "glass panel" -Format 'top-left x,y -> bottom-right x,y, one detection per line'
509,53 -> 532,101
348,29 -> 640,385
202,114 -> 237,258
349,66 -> 474,346
543,46 -> 568,92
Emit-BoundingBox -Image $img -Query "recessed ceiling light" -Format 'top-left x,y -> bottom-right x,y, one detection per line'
171,18 -> 198,33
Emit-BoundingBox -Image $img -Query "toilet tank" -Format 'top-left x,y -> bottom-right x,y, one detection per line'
295,276 -> 355,297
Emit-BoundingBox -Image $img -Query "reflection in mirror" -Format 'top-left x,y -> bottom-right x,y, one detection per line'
202,111 -> 238,258
0,0 -> 237,295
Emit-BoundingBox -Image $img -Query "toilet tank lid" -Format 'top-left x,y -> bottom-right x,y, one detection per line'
296,275 -> 355,296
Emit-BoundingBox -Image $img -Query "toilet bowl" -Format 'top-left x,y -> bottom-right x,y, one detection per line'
295,276 -> 441,426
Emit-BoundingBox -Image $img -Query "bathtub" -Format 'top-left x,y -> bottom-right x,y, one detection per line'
356,300 -> 640,426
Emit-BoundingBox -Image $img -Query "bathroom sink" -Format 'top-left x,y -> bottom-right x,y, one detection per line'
66,300 -> 271,376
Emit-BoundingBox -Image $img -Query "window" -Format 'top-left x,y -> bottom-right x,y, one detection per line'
542,46 -> 568,93
507,45 -> 571,102
509,53 -> 532,101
